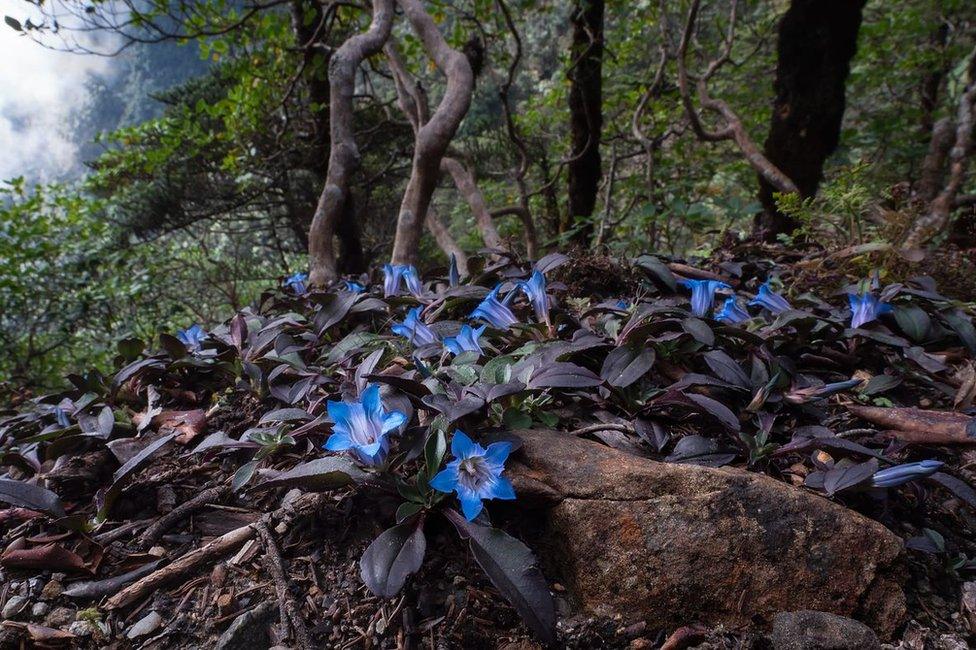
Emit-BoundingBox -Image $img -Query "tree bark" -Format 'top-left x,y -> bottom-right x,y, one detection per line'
441,157 -> 505,252
755,0 -> 866,241
389,0 -> 474,267
565,0 -> 604,246
425,208 -> 469,275
307,0 -> 394,287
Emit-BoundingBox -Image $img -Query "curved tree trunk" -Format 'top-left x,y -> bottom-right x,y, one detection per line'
389,0 -> 474,267
307,0 -> 394,287
755,0 -> 866,241
565,0 -> 604,246
440,157 -> 505,252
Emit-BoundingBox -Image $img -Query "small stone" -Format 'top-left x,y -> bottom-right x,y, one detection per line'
44,607 -> 75,628
771,610 -> 880,650
935,633 -> 969,650
215,602 -> 275,650
127,611 -> 163,639
31,602 -> 49,618
627,640 -> 654,650
2,596 -> 29,620
552,583 -> 566,593
25,578 -> 44,597
67,621 -> 93,637
40,579 -> 63,600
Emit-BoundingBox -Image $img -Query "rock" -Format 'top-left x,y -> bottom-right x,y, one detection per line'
507,430 -> 906,639
67,621 -> 93,637
127,611 -> 163,639
1,596 -> 28,620
934,634 -> 969,650
31,602 -> 49,618
43,606 -> 75,628
961,582 -> 976,634
215,602 -> 276,650
770,611 -> 880,649
40,578 -> 62,601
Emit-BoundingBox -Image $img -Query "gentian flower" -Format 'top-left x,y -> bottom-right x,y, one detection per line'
344,280 -> 365,293
325,384 -> 407,466
383,264 -> 424,298
678,279 -> 731,318
430,430 -> 516,521
785,378 -> 863,404
471,285 -> 518,330
518,270 -> 551,325
715,297 -> 749,324
444,324 -> 486,356
284,272 -> 308,295
176,324 -> 206,350
391,307 -> 439,346
615,299 -> 630,310
402,266 -> 424,298
848,291 -> 892,329
449,253 -> 461,288
748,282 -> 791,315
871,460 -> 944,488
383,264 -> 404,297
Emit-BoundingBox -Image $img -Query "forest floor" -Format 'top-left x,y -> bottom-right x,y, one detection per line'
1,246 -> 976,649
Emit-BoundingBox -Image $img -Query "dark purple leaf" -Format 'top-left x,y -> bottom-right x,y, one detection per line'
527,363 -> 602,389
681,317 -> 714,346
928,472 -> 976,510
600,346 -> 655,388
421,394 -> 485,424
686,393 -> 740,432
360,521 -> 427,599
253,457 -> 365,492
822,459 -> 878,495
0,479 -> 65,518
444,509 -> 556,643
703,350 -> 750,388
665,435 -> 735,467
533,252 -> 570,274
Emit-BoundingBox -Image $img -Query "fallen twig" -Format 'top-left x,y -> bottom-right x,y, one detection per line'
256,520 -> 314,649
848,404 -> 976,445
139,484 -> 230,548
105,492 -> 326,610
571,422 -> 636,437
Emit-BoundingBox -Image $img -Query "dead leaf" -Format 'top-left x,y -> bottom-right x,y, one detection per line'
0,543 -> 91,574
953,362 -> 976,411
131,409 -> 207,444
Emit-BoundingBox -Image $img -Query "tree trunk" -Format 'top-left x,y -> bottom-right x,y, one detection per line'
566,0 -> 604,246
389,0 -> 474,267
755,0 -> 866,241
307,0 -> 394,287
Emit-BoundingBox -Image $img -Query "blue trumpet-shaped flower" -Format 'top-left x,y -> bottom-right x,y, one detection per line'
748,282 -> 791,314
871,459 -> 943,488
284,272 -> 308,295
518,270 -> 550,325
391,307 -> 439,346
785,378 -> 863,404
176,324 -> 206,350
848,291 -> 892,329
383,264 -> 424,298
678,279 -> 731,318
429,430 -> 516,521
444,324 -> 486,356
715,297 -> 749,324
471,285 -> 518,330
344,280 -> 365,293
325,384 -> 407,466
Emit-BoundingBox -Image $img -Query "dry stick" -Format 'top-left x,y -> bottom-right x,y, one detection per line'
105,493 -> 326,610
138,484 -> 230,548
256,520 -> 314,650
847,404 -> 976,445
571,422 -> 636,437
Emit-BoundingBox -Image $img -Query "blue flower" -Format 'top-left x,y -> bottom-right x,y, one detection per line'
848,291 -> 892,329
871,460 -> 943,488
449,253 -> 461,288
284,272 -> 308,295
678,279 -> 731,318
785,378 -> 863,404
383,264 -> 424,298
715,297 -> 749,324
429,430 -> 516,521
444,324 -> 486,356
748,282 -> 791,315
518,270 -> 550,325
176,324 -> 207,350
615,299 -> 631,310
471,285 -> 518,330
325,384 -> 407,466
344,280 -> 366,293
391,307 -> 439,346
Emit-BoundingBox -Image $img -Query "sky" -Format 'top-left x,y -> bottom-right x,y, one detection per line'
0,0 -> 116,183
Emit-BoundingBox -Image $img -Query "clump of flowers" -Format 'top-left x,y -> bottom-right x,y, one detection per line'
392,307 -> 439,346
325,384 -> 407,466
430,430 -> 516,520
471,285 -> 519,329
444,324 -> 486,356
383,264 -> 424,298
678,279 -> 731,318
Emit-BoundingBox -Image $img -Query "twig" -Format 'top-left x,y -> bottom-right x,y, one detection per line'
571,422 -> 635,437
139,484 -> 230,548
256,520 -> 314,649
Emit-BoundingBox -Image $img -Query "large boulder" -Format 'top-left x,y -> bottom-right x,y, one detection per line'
507,430 -> 906,639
